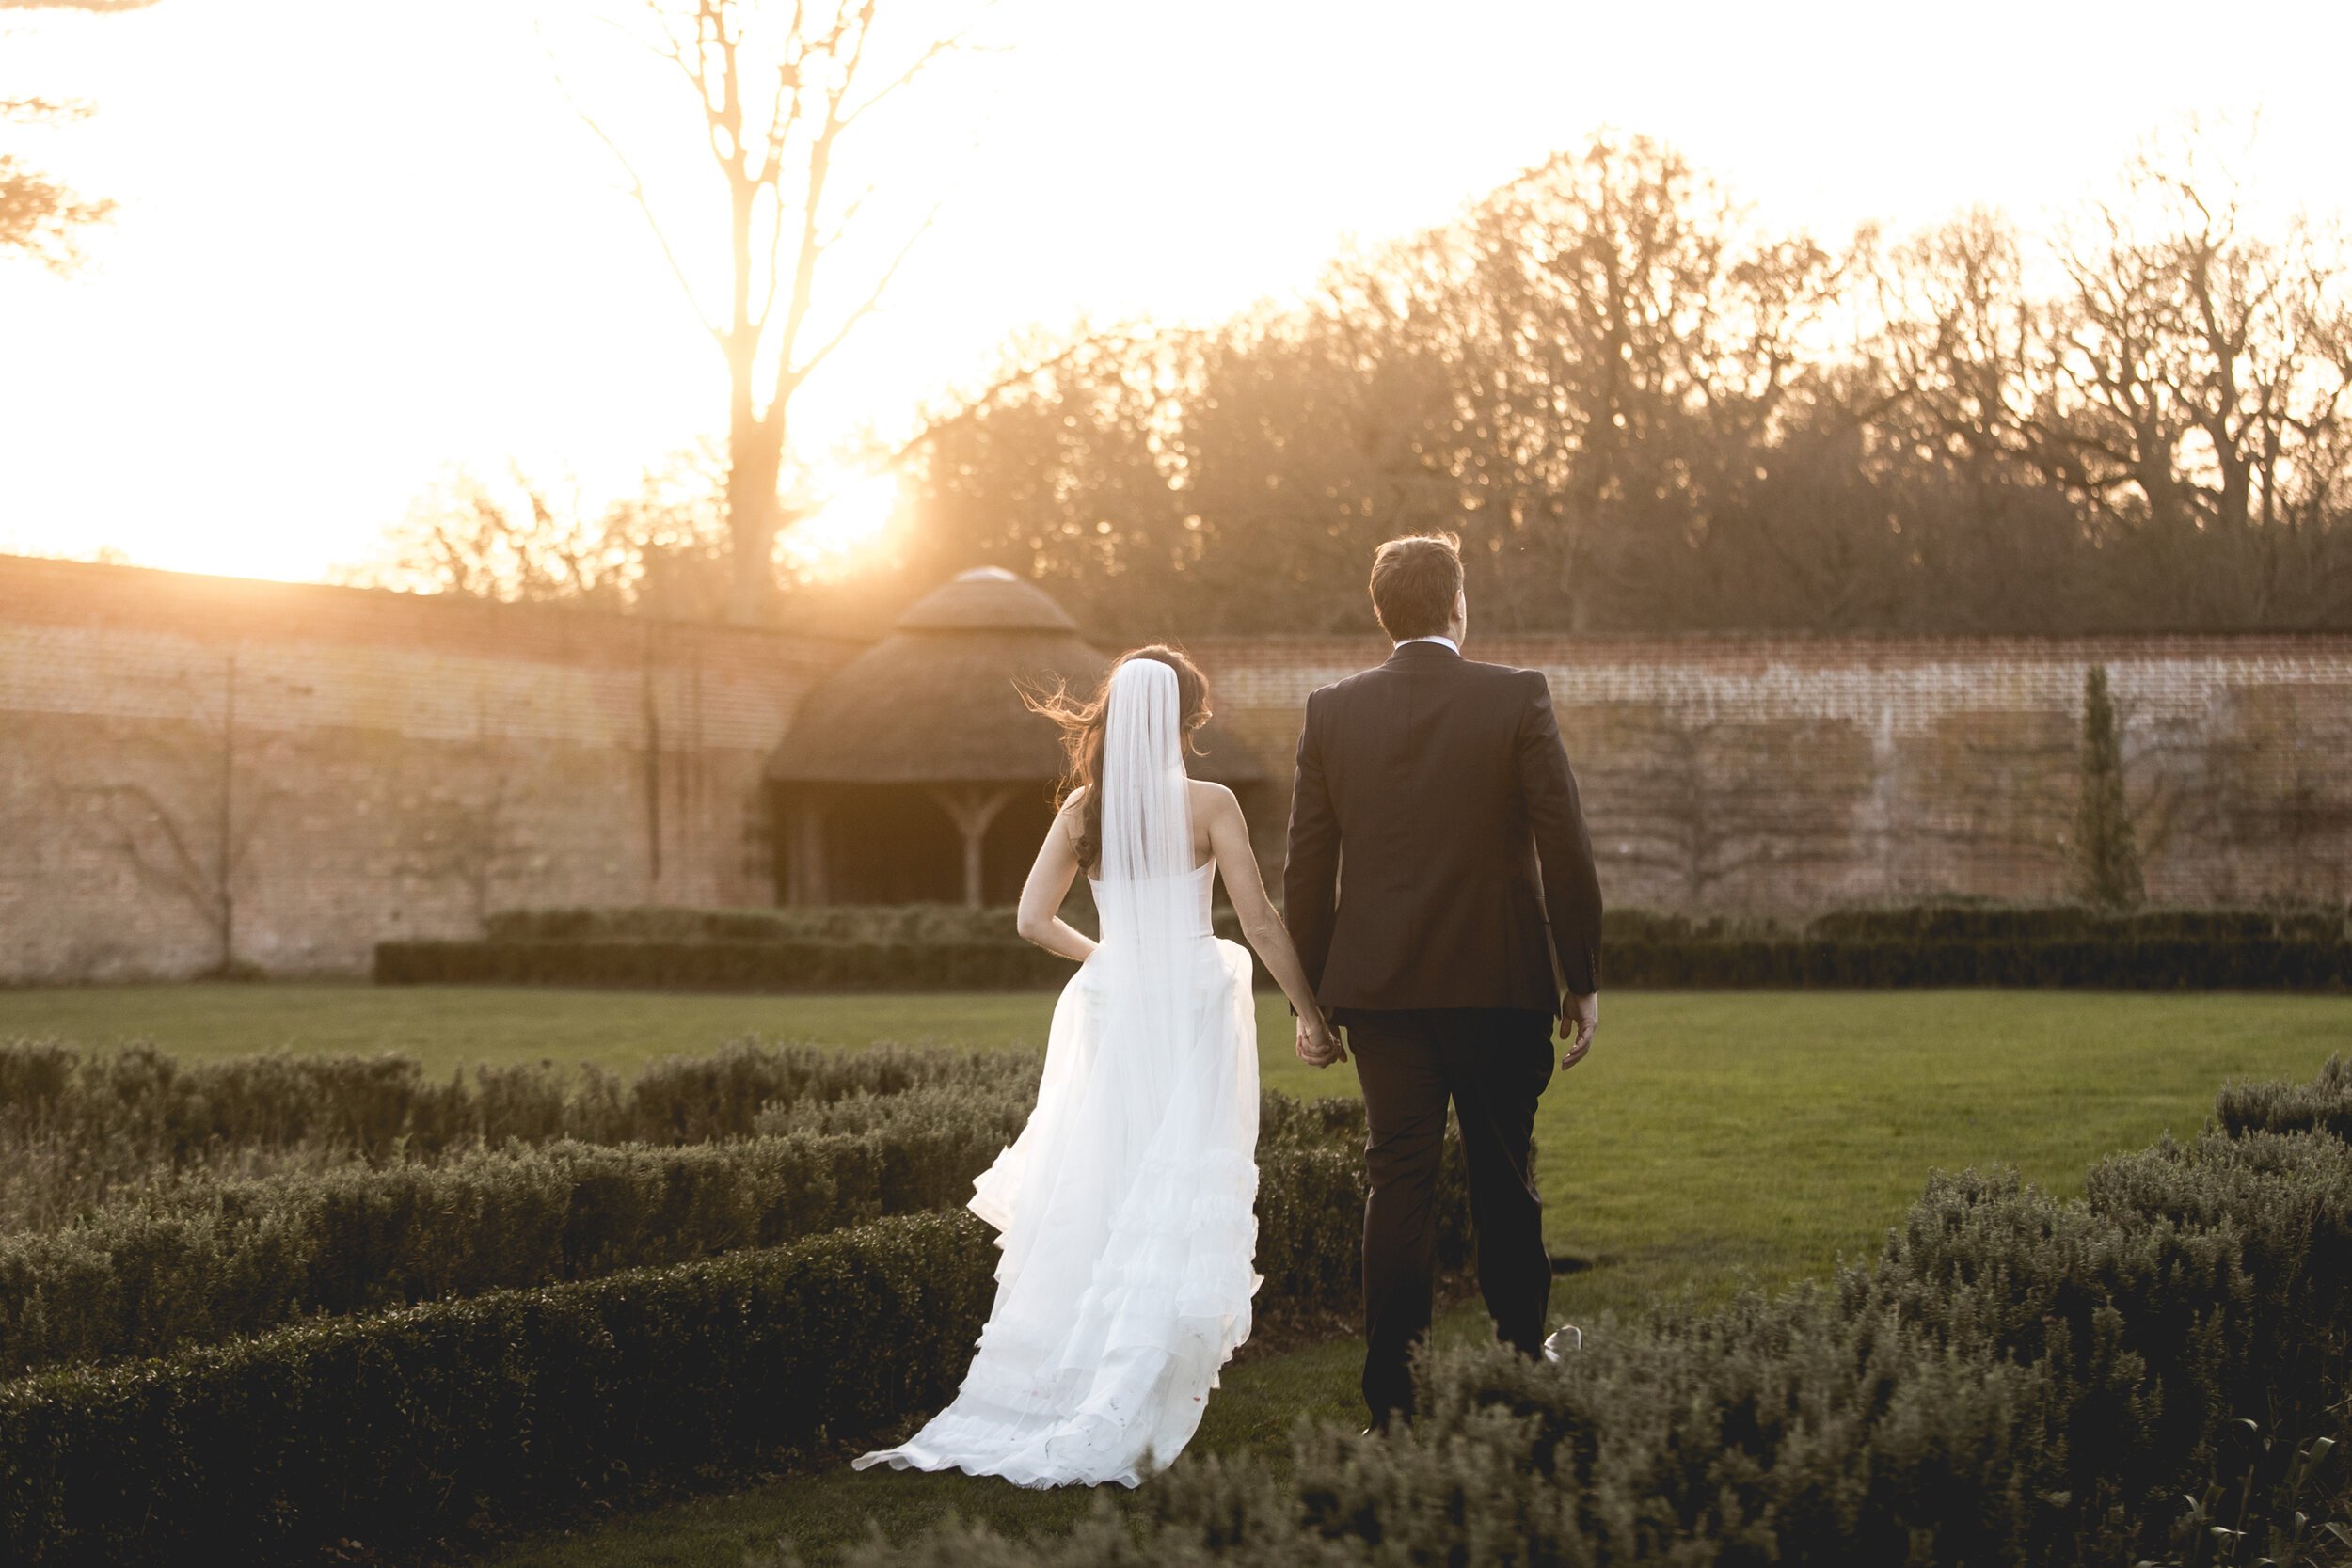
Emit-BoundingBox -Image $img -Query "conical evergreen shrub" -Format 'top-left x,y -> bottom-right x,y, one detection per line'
2075,663 -> 2145,908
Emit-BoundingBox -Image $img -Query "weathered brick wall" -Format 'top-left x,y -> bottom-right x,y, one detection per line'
4,555 -> 2347,982
0,557 -> 856,981
1191,634 -> 2352,914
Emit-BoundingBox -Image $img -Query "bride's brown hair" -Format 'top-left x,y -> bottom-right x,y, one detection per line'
1023,644 -> 1211,872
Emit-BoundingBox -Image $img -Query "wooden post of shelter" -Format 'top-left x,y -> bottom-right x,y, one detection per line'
785,791 -> 831,907
931,784 -> 1018,909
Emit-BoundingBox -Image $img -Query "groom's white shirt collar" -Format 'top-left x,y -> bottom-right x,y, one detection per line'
1394,635 -> 1460,655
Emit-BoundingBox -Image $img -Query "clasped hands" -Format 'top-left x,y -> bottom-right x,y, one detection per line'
1294,1007 -> 1345,1068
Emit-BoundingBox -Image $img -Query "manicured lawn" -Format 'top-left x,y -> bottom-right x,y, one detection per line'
4,982 -> 2346,1564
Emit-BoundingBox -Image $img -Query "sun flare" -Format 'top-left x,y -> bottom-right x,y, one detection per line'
781,470 -> 902,571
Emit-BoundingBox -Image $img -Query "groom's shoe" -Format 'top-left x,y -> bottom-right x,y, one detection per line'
1542,1324 -> 1583,1362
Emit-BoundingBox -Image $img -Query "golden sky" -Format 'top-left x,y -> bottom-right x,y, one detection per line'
2,0 -> 2346,583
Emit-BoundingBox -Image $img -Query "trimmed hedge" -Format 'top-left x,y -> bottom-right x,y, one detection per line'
1605,931 -> 2352,990
1606,901 -> 2350,989
0,1087 -> 1472,1564
381,900 -> 2352,993
1805,901 -> 2348,944
0,1086 -> 1030,1374
830,1064 -> 2352,1568
487,903 -> 1064,945
376,936 -> 1076,991
0,1077 -> 1462,1377
0,1038 -> 1013,1172
0,1211 -> 997,1566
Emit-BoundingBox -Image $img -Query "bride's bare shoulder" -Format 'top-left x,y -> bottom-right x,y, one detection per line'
1187,778 -> 1239,818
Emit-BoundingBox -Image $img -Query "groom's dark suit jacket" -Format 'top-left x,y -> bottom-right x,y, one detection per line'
1283,640 -> 1603,1010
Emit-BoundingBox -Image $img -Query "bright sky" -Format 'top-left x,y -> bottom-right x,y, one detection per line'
2,0 -> 2346,583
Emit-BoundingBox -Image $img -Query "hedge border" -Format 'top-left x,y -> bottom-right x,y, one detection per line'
378,930 -> 2351,992
0,1096 -> 1473,1564
0,1211 -> 996,1566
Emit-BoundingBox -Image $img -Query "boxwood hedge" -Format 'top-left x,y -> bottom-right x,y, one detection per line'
0,1086 -> 1029,1374
0,1048 -> 1468,1560
380,901 -> 2351,993
0,1212 -> 996,1566
0,1038 -> 1015,1171
0,1078 -> 1469,1378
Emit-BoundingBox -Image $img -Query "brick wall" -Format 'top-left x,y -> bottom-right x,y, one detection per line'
4,555 -> 2347,982
0,556 -> 857,981
1191,633 -> 2352,914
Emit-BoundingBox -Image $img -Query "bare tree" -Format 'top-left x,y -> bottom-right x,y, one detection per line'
2043,132 -> 2352,624
396,756 -> 534,928
559,0 -> 992,624
55,650 -> 278,976
347,451 -> 733,617
1581,704 -> 1860,907
1455,134 -> 1845,629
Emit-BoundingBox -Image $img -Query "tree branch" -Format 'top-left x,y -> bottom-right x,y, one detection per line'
541,29 -> 723,346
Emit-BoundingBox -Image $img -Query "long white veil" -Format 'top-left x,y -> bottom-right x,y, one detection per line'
1089,657 -> 1197,1087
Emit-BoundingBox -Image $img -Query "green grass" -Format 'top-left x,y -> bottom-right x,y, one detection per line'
3,983 -> 2346,1565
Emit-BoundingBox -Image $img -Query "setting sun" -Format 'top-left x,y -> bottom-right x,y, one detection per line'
782,470 -> 904,573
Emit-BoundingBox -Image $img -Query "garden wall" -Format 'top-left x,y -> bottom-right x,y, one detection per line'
0,556 -> 852,980
3,552 -> 2349,981
1192,632 -> 2352,914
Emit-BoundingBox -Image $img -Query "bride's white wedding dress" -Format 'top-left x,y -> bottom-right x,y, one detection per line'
853,661 -> 1262,1489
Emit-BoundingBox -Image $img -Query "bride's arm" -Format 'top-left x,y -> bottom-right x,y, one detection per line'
1203,785 -> 1335,1048
1014,798 -> 1099,962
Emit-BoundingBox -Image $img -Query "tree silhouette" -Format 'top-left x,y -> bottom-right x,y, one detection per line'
559,0 -> 990,624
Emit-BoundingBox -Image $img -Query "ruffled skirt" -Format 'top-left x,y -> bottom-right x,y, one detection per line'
852,934 -> 1262,1489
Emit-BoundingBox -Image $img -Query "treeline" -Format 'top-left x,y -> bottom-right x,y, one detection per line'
361,125 -> 2352,640
839,126 -> 2352,638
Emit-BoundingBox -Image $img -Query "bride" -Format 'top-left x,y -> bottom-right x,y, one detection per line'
853,645 -> 1340,1490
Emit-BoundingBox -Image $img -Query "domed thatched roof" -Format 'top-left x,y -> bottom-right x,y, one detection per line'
767,569 -> 1267,787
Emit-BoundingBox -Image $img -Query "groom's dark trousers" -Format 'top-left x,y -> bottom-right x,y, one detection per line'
1283,640 -> 1603,1424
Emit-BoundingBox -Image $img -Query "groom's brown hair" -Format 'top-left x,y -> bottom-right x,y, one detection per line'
1368,532 -> 1463,641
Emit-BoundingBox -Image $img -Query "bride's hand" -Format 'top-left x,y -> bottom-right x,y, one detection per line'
1295,1011 -> 1345,1068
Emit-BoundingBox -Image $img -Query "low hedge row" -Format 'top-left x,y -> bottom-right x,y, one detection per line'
836,1066 -> 2352,1568
376,936 -> 1077,991
1604,900 -> 2350,946
1807,900 -> 2349,945
0,1085 -> 1031,1374
384,910 -> 2350,994
487,902 -> 1061,946
1606,932 -> 2350,990
0,1094 -> 1473,1564
0,1211 -> 998,1566
0,1038 -> 1013,1171
0,1077 -> 1451,1377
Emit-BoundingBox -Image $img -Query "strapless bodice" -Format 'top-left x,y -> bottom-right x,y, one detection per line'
1089,859 -> 1216,941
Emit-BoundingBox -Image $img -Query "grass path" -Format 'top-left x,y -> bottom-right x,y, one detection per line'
5,983 -> 2347,1562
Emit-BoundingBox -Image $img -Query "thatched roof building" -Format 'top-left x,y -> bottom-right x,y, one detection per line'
766,568 -> 1266,907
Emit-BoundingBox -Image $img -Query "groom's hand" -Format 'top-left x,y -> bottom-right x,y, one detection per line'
1560,991 -> 1598,1070
1295,1012 -> 1345,1068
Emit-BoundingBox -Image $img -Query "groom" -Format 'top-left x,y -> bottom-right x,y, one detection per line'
1283,531 -> 1603,1428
